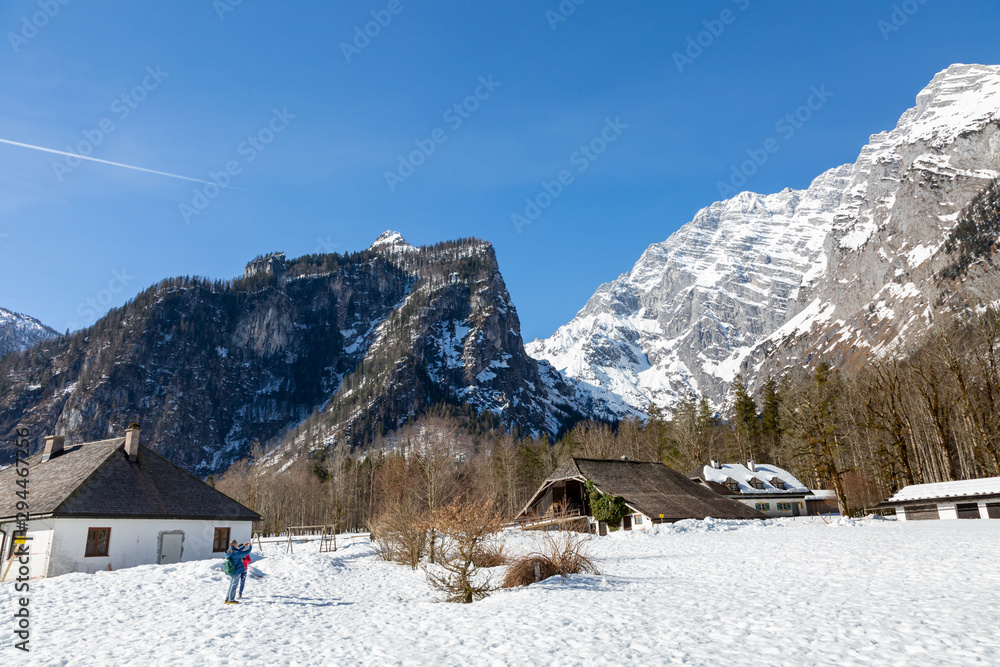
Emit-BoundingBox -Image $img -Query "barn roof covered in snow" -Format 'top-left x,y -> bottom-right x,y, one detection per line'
522,458 -> 764,522
0,437 -> 260,522
882,477 -> 1000,505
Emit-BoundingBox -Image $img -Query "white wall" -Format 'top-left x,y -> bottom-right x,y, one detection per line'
0,522 -> 53,580
937,504 -> 959,520
731,496 -> 807,517
628,513 -> 652,531
1,517 -> 252,578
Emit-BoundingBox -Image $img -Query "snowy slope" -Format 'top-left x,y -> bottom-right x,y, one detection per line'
3,519 -> 998,665
0,306 -> 56,359
529,63 -> 1000,414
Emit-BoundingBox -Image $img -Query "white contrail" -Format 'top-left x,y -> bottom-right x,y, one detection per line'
0,137 -> 227,187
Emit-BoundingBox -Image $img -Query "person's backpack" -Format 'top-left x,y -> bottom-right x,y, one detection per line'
223,556 -> 236,575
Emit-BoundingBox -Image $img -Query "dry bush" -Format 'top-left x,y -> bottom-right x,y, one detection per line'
425,499 -> 505,603
470,537 -> 508,568
502,532 -> 599,588
369,509 -> 428,569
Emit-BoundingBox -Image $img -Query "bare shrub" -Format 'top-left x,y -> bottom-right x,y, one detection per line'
369,509 -> 428,569
425,499 -> 505,603
470,536 -> 508,568
502,532 -> 599,588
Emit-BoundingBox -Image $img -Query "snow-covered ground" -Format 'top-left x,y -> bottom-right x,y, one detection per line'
3,518 -> 999,666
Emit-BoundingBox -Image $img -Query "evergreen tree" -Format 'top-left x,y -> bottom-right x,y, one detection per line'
730,375 -> 761,461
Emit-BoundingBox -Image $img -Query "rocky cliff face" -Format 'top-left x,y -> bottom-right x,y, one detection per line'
0,234 -> 582,472
752,64 -> 1000,383
529,63 -> 1000,413
0,307 -> 56,359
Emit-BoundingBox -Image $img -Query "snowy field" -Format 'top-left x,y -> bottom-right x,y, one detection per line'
3,517 -> 999,666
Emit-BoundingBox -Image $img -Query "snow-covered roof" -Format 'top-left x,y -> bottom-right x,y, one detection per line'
808,489 -> 837,500
885,477 -> 1000,503
697,462 -> 809,495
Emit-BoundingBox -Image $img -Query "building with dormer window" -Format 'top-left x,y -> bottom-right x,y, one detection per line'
688,461 -> 812,517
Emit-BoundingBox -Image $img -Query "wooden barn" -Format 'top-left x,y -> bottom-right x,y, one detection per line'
516,458 -> 764,532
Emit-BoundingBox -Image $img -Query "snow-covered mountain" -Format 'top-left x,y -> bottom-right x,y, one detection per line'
0,307 -> 56,358
529,63 -> 1000,415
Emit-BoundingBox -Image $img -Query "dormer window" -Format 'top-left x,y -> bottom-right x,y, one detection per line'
770,477 -> 786,490
722,477 -> 740,493
748,477 -> 765,490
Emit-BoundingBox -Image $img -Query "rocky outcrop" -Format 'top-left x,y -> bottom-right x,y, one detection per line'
0,234 -> 583,473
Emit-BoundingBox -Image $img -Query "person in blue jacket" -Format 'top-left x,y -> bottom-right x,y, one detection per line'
224,540 -> 252,604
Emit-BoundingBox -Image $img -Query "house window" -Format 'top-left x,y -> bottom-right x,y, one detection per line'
956,503 -> 981,519
85,528 -> 111,557
213,527 -> 231,552
776,502 -> 792,511
722,477 -> 740,493
634,515 -> 643,525
771,478 -> 786,490
755,502 -> 770,511
749,478 -> 765,490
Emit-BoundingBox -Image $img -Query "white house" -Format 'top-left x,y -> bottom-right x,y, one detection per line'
880,477 -> 1000,520
689,460 -> 812,518
0,426 -> 259,579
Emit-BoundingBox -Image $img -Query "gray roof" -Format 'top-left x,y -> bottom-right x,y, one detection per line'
530,458 -> 764,522
0,437 -> 260,522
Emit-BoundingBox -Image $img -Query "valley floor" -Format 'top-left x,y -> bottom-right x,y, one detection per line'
2,517 -> 998,666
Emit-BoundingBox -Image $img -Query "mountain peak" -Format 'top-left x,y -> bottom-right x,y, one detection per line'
0,306 -> 57,359
892,63 -> 1000,147
370,230 -> 409,250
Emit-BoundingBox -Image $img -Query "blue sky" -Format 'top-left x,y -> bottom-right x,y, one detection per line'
1,1 -> 999,340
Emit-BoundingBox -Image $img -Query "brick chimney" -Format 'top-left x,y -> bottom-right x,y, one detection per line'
41,435 -> 65,462
124,423 -> 140,462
